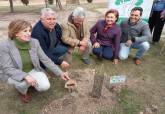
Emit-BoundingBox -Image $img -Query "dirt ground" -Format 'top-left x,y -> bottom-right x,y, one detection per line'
41,67 -> 142,114
41,69 -> 115,114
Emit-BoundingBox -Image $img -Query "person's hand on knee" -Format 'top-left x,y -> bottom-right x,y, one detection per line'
24,75 -> 37,86
92,42 -> 100,48
125,40 -> 132,47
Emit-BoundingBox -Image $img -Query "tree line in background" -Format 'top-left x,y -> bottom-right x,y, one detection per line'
8,0 -> 93,12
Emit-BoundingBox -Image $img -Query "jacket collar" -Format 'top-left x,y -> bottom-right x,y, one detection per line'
67,13 -> 85,39
39,20 -> 55,32
9,39 -> 23,69
128,18 -> 142,26
39,20 -> 48,31
67,14 -> 77,30
9,39 -> 35,70
102,20 -> 116,28
14,38 -> 30,50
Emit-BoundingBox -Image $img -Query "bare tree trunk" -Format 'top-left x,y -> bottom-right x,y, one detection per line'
91,64 -> 104,98
91,73 -> 104,98
9,0 -> 14,12
45,0 -> 49,8
56,0 -> 63,10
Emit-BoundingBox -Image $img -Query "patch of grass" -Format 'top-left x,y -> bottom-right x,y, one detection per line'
97,104 -> 124,114
0,78 -> 67,114
110,107 -> 123,114
117,87 -> 143,114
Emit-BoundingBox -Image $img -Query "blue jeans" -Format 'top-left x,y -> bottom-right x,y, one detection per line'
48,43 -> 68,65
119,42 -> 150,60
93,45 -> 113,60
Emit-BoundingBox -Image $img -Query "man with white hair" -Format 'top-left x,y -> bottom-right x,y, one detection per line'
32,8 -> 69,70
61,7 -> 91,65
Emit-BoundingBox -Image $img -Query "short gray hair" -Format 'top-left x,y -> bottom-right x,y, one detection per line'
41,8 -> 56,18
72,7 -> 86,18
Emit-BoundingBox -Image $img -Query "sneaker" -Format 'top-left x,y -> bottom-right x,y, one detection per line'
82,58 -> 90,65
134,58 -> 141,65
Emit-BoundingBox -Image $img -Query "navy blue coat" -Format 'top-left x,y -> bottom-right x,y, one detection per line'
31,21 -> 66,65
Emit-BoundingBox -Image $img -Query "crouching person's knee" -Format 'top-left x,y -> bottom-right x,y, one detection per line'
142,42 -> 150,51
119,54 -> 128,60
118,45 -> 129,60
36,81 -> 50,92
34,72 -> 51,92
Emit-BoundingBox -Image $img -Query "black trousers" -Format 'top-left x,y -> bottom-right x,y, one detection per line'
149,11 -> 165,42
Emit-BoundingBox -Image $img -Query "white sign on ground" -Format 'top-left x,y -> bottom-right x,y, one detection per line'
108,0 -> 154,20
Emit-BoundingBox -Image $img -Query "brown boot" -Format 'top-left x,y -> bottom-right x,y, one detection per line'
19,93 -> 32,103
134,58 -> 141,65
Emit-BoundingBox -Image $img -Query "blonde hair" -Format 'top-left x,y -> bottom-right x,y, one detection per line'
8,19 -> 32,40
